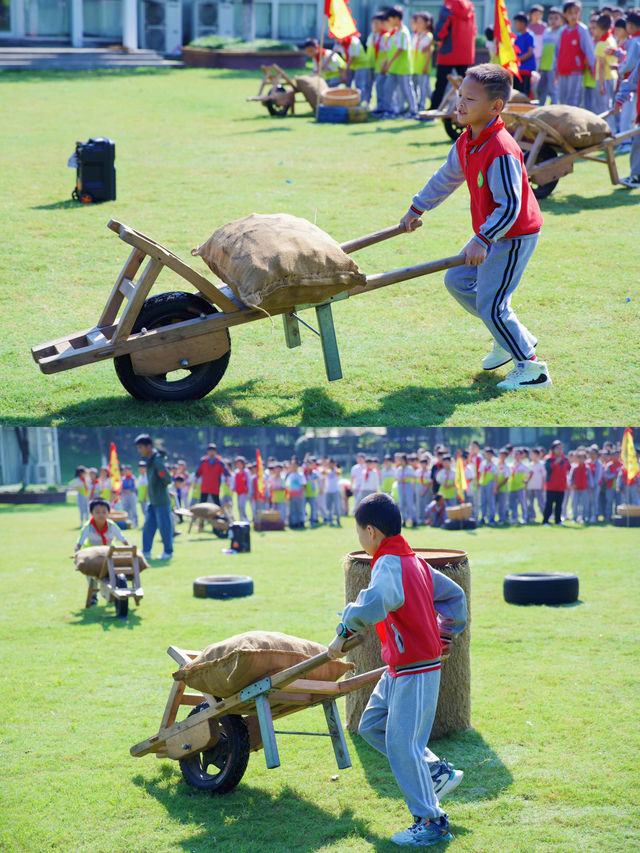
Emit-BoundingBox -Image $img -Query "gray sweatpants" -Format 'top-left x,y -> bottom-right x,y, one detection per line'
557,73 -> 583,107
444,234 -> 538,363
629,126 -> 640,176
537,69 -> 557,105
384,73 -> 417,115
359,669 -> 444,819
593,80 -> 616,132
480,483 -> 496,522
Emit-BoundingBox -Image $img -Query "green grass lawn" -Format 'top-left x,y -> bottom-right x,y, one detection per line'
0,68 -> 638,426
1,499 -> 638,852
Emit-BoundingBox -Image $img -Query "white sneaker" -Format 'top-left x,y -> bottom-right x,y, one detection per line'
142,552 -> 152,561
619,174 -> 640,188
482,338 -> 538,370
431,759 -> 464,799
157,552 -> 173,560
497,359 -> 552,390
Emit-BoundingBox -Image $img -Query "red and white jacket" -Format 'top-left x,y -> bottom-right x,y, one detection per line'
341,535 -> 466,677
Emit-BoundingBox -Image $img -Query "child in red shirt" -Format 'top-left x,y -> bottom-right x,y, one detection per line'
402,64 -> 551,390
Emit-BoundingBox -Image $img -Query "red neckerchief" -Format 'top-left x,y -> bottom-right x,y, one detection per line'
90,517 -> 108,545
598,31 -> 611,41
465,116 -> 504,167
371,534 -> 414,569
341,36 -> 353,58
374,30 -> 387,60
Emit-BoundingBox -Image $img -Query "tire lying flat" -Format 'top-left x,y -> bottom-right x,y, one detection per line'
503,572 -> 579,606
612,514 -> 640,527
193,575 -> 254,599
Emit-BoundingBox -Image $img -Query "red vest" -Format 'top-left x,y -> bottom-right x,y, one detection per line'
235,470 -> 249,495
373,544 -> 443,677
456,118 -> 543,241
545,455 -> 570,491
557,26 -> 587,75
572,464 -> 588,490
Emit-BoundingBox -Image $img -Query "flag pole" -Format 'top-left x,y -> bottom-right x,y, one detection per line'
316,15 -> 326,120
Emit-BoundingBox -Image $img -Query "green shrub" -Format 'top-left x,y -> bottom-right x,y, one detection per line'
188,36 -> 299,51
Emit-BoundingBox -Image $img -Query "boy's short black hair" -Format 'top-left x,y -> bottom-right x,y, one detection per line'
303,37 -> 319,48
134,433 -> 152,446
548,6 -> 563,14
465,63 -> 512,105
89,499 -> 110,513
387,5 -> 404,20
484,446 -> 495,454
596,12 -> 612,29
75,466 -> 86,476
355,492 -> 402,538
484,26 -> 494,39
373,12 -> 387,22
628,11 -> 640,27
514,12 -> 528,24
207,443 -> 217,451
563,0 -> 581,12
530,3 -> 544,11
614,16 -> 627,28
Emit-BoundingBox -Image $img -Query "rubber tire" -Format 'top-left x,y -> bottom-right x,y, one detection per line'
212,526 -> 229,539
443,518 -> 477,530
503,572 -> 579,606
114,573 -> 129,618
527,144 -> 559,200
179,703 -> 250,794
266,87 -> 291,117
443,117 -> 465,141
612,514 -> 640,527
113,292 -> 231,402
193,575 -> 254,599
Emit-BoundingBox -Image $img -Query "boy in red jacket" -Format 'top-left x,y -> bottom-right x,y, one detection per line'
328,493 -> 467,847
402,63 -> 552,390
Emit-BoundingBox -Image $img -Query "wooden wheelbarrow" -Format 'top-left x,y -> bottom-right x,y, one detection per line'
503,110 -> 640,199
130,637 -> 385,793
173,503 -> 232,537
87,544 -> 144,619
246,64 -> 304,117
31,219 -> 464,402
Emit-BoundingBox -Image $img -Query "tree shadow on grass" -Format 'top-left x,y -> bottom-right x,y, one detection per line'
350,726 -> 513,805
131,771 -> 420,852
9,375 -> 504,427
538,189 -> 640,214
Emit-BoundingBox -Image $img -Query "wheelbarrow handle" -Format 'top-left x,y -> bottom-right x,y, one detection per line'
340,220 -> 422,255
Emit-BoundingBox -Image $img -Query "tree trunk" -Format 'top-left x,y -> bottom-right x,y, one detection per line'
342,548 -> 471,740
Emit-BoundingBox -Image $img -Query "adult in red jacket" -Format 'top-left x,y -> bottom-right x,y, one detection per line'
430,0 -> 476,109
195,443 -> 230,504
542,440 -> 571,526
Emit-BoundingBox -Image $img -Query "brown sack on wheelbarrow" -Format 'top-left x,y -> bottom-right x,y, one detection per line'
524,105 -> 611,149
293,74 -> 329,108
173,630 -> 354,697
192,213 -> 366,313
189,502 -> 229,521
74,545 -> 149,579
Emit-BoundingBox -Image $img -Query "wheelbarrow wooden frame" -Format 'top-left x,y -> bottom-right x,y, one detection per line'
31,219 -> 464,398
85,544 -> 144,612
503,110 -> 640,195
246,63 -> 304,116
130,638 -> 385,776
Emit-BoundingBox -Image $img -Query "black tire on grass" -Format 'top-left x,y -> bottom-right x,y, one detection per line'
443,117 -> 465,141
266,87 -> 291,117
180,703 -> 250,794
612,514 -> 640,527
503,572 -> 579,606
193,575 -> 254,599
114,573 -> 129,618
113,292 -> 231,402
443,518 -> 477,531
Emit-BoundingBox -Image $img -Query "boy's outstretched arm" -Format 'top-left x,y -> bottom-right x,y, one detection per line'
400,145 -> 465,233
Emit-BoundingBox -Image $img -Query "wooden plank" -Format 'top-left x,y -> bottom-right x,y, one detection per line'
98,247 -> 147,328
338,666 -> 386,694
277,679 -> 341,696
255,694 -> 280,768
604,142 -> 619,184
316,304 -> 343,381
340,223 -> 406,255
130,734 -> 162,757
159,679 -> 186,730
166,717 -> 221,760
323,699 -> 351,770
282,313 -> 301,348
130,327 -> 230,376
112,258 -> 163,344
118,278 -> 136,299
354,254 -> 466,293
269,691 -> 315,704
167,646 -> 196,666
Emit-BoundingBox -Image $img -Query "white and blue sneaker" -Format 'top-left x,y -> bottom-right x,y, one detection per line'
430,759 -> 464,799
391,815 -> 453,846
497,359 -> 552,390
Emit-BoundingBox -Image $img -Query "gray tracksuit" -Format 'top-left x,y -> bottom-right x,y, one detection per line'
616,56 -> 640,176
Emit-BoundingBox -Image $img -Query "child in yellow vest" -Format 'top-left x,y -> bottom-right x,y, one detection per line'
478,447 -> 498,525
382,5 -> 418,118
269,463 -> 287,524
593,13 -> 618,130
495,449 -> 511,524
411,12 -> 434,111
508,448 -> 530,524
303,38 -> 346,87
372,12 -> 390,114
136,461 -> 148,524
435,455 -> 457,507
380,455 -> 396,495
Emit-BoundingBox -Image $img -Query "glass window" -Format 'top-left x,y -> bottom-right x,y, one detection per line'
24,0 -> 70,36
83,0 -> 122,38
233,2 -> 272,39
278,2 -> 316,40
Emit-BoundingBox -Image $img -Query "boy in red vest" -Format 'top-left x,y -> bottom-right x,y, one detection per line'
542,439 -> 571,525
568,448 -> 589,523
328,493 -> 467,847
401,64 -> 551,390
554,0 -> 596,106
232,456 -> 251,522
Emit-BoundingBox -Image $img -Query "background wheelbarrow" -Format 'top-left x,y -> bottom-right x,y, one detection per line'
31,220 -> 464,402
130,637 -> 384,793
91,544 -> 144,619
246,64 -> 323,117
503,109 -> 640,199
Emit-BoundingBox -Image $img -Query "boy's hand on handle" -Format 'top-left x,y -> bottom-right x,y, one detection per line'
462,238 -> 487,267
327,635 -> 350,659
400,211 -> 423,233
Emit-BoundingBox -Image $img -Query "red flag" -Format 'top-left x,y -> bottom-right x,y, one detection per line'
109,442 -> 121,497
324,0 -> 359,40
256,449 -> 266,501
494,0 -> 521,80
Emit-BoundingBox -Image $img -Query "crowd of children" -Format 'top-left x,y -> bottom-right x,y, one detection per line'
70,438 -> 637,532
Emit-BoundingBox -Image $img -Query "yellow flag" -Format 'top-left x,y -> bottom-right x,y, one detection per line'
325,0 -> 359,41
494,0 -> 521,80
621,428 -> 639,481
109,442 -> 122,495
455,452 -> 468,501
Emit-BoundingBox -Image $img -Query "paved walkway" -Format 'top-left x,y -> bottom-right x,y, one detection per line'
0,46 -> 182,70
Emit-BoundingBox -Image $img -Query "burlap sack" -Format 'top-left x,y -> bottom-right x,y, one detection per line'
525,105 -> 611,149
294,74 -> 329,108
74,545 -> 148,579
192,213 -> 366,313
508,90 -> 531,105
173,630 -> 354,697
189,503 -> 228,520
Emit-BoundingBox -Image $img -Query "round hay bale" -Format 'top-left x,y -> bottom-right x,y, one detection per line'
342,548 -> 471,739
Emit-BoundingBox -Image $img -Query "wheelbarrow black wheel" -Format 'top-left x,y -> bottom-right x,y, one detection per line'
443,117 -> 465,141
266,86 -> 291,117
114,573 -> 129,619
527,144 -> 559,200
180,703 -> 250,794
113,292 -> 231,402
